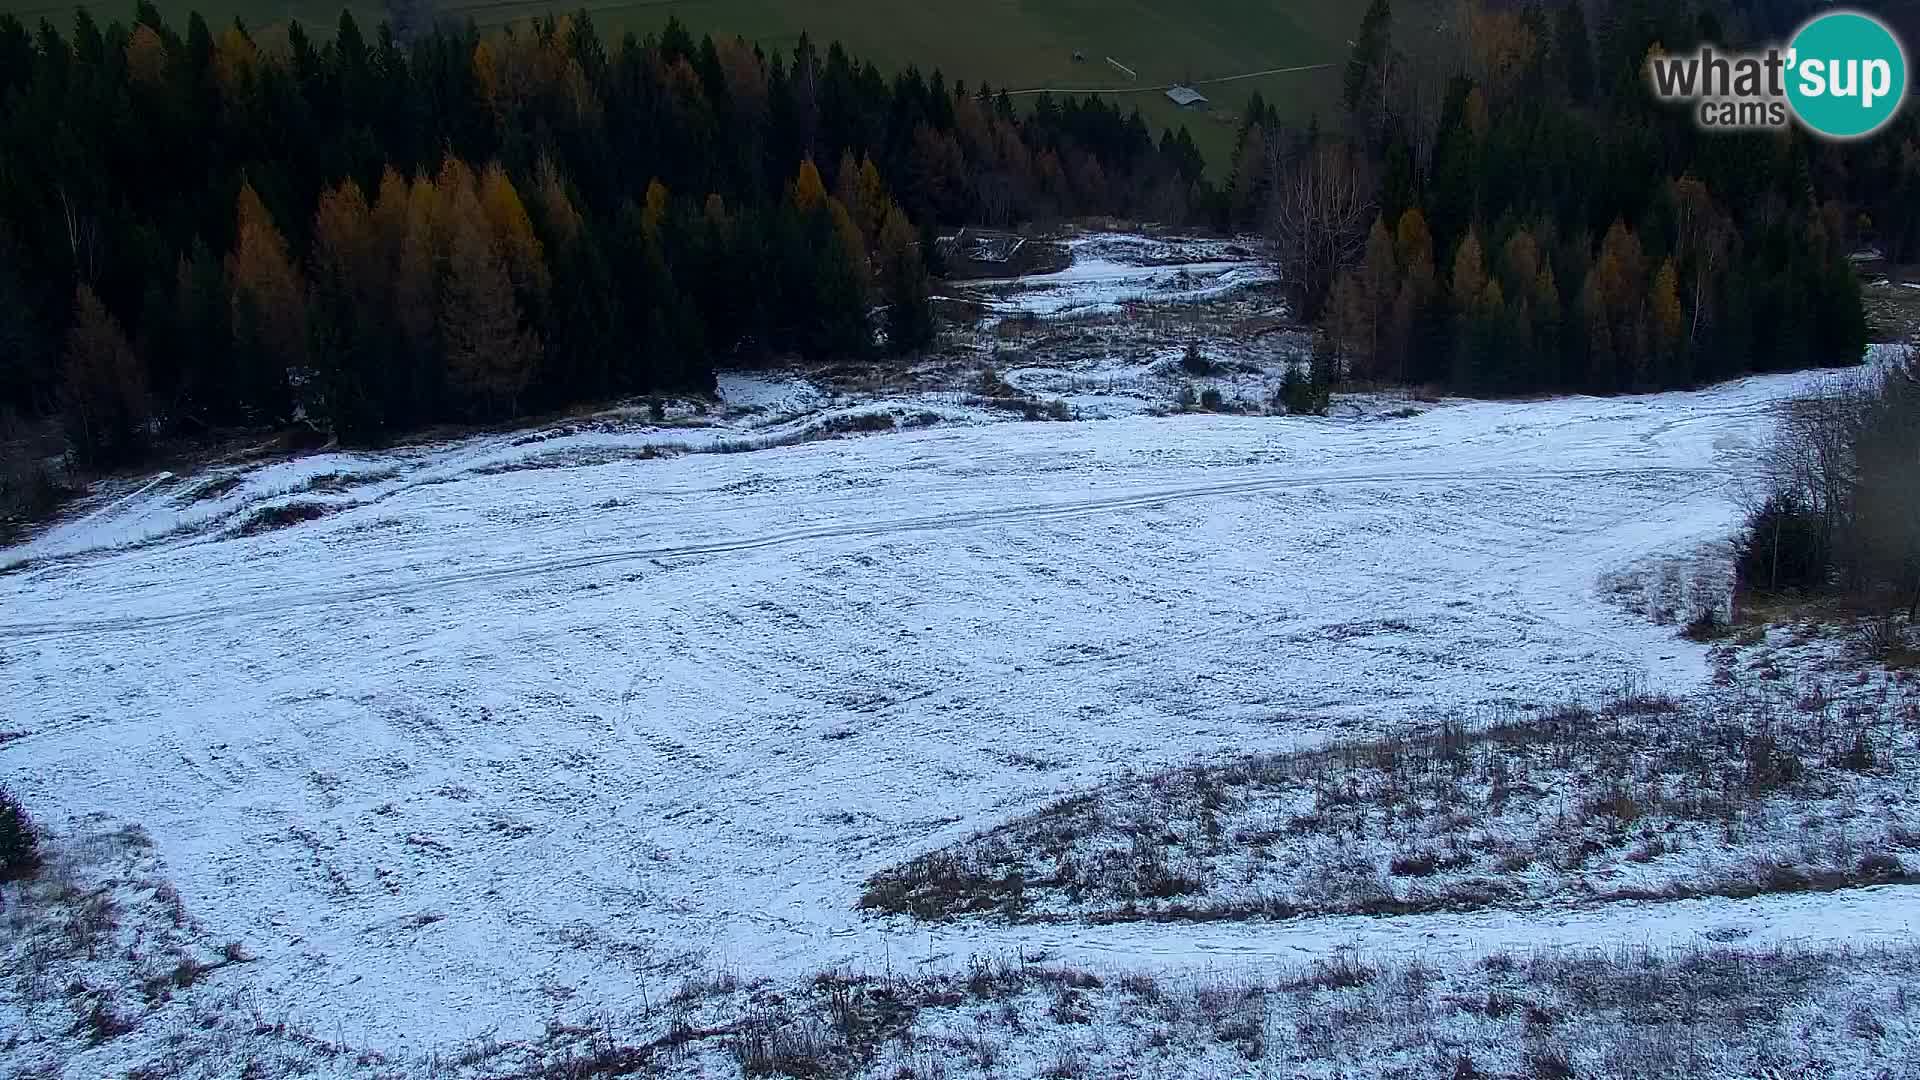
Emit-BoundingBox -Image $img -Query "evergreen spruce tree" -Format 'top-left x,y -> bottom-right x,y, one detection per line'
879,206 -> 932,355
61,285 -> 149,466
0,786 -> 39,883
1343,0 -> 1392,118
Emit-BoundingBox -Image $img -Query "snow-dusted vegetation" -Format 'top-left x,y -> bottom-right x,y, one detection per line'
592,941 -> 1920,1080
862,651 -> 1920,924
8,350 -> 1920,1078
3,0 -> 1918,1065
8,821 -> 1917,1079
3,229 -> 1915,1076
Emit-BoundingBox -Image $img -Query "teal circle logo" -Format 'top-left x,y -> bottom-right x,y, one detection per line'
1786,10 -> 1908,139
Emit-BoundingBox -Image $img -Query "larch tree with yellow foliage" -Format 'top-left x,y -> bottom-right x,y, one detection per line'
433,162 -> 542,418
372,169 -> 442,408
309,178 -> 387,435
1585,221 -> 1648,391
832,149 -> 862,240
1448,229 -> 1502,390
792,159 -> 828,214
1650,258 -> 1685,383
441,206 -> 540,418
226,182 -> 307,420
534,156 -> 583,250
480,162 -> 551,302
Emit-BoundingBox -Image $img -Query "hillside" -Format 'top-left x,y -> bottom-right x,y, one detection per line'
0,0 -> 1366,173
7,336 -> 1919,1075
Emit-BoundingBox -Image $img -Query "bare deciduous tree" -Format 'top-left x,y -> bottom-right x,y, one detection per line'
1672,176 -> 1733,352
1266,140 -> 1375,323
1744,346 -> 1920,613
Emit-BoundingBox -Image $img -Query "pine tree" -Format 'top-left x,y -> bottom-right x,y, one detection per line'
1495,228 -> 1550,388
1555,0 -> 1594,103
879,205 -> 931,354
61,285 -> 149,466
1230,124 -> 1268,229
535,158 -> 615,406
828,197 -> 869,290
0,1 -> 1886,451
1650,257 -> 1684,385
0,785 -> 39,883
1358,217 -> 1398,380
1344,0 -> 1392,116
1449,230 -> 1496,390
213,23 -> 258,99
1392,208 -> 1439,384
804,201 -> 872,363
173,243 -> 233,425
1322,271 -> 1369,381
1529,264 -> 1563,390
1583,275 -> 1616,391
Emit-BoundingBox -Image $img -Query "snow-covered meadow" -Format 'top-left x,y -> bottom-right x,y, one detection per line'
2,236 -> 1914,1074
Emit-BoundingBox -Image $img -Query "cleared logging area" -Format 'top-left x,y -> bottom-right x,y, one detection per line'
863,636 -> 1920,924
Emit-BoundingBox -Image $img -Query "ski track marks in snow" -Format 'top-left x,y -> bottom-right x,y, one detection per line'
0,366 -> 1899,1054
1,464 -> 1710,640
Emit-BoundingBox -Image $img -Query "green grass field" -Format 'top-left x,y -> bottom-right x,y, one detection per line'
6,0 -> 1368,176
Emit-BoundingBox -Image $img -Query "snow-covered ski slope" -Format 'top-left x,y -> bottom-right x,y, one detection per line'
3,360 -> 1914,1053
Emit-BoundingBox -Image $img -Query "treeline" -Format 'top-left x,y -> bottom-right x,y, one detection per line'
1235,0 -> 1909,397
1737,348 -> 1920,620
0,5 -> 1210,464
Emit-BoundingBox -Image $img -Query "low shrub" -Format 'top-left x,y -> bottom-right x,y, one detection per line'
978,366 -> 1019,398
0,410 -> 72,529
1682,609 -> 1729,641
1180,344 -> 1221,377
0,785 -> 41,882
1735,492 -> 1829,595
819,412 -> 897,436
236,501 -> 335,536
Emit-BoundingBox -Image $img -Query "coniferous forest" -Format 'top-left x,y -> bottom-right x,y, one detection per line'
1285,0 -> 1905,398
0,3 -> 1205,467
0,0 -> 1914,486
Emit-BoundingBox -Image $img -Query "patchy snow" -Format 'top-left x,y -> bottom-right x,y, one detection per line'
0,359 -> 1904,1073
3,388 -> 981,567
950,232 -> 1278,320
716,372 -> 830,418
864,637 -> 1920,924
